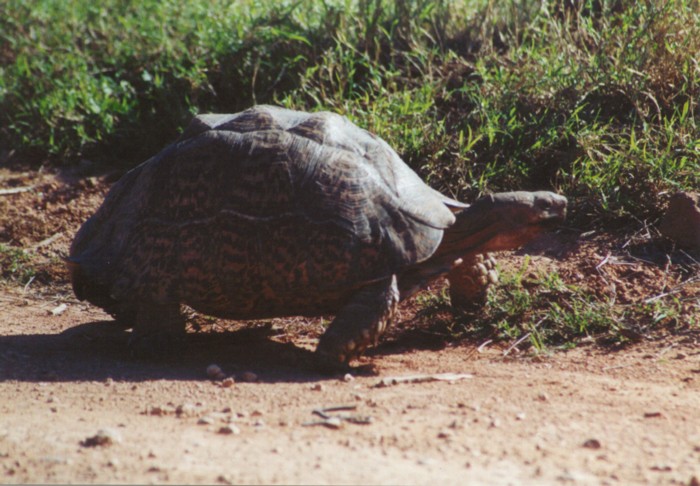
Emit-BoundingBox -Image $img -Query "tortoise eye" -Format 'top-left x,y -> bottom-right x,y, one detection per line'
537,199 -> 552,211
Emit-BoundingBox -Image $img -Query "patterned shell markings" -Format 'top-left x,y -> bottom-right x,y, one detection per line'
70,106 -> 457,319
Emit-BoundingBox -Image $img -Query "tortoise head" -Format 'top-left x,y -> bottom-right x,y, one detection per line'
441,191 -> 567,254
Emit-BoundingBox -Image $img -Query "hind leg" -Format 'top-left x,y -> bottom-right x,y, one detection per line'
316,276 -> 399,369
129,301 -> 186,358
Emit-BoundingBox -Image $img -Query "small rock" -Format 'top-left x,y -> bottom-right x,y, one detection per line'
583,439 -> 602,449
49,303 -> 68,316
515,412 -> 526,421
81,428 -> 121,448
198,416 -> 214,425
343,373 -> 355,382
239,371 -> 258,382
644,411 -> 663,418
311,383 -> 325,391
175,403 -> 197,417
659,191 -> 700,249
537,392 -> 549,402
221,377 -> 235,388
206,364 -> 225,380
218,425 -> 240,435
689,475 -> 699,486
437,430 -> 453,439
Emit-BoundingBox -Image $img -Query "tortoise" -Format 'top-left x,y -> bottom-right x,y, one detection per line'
68,105 -> 566,367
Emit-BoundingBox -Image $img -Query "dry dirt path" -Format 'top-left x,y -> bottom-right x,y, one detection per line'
1,297 -> 699,485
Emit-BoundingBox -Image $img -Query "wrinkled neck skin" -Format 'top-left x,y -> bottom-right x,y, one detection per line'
397,191 -> 567,300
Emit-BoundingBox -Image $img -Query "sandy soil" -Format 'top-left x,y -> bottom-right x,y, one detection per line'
1,168 -> 699,485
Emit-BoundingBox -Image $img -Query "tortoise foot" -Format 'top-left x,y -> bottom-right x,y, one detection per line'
448,253 -> 498,311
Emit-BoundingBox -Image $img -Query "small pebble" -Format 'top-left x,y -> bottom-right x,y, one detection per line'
537,392 -> 549,402
81,428 -> 121,448
343,373 -> 355,382
221,377 -> 235,388
198,416 -> 214,425
206,364 -> 225,380
239,371 -> 258,382
176,403 -> 197,417
311,383 -> 325,391
644,411 -> 663,418
583,439 -> 602,449
515,412 -> 526,421
218,425 -> 241,435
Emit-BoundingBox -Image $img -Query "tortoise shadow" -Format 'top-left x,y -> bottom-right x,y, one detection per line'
0,320 -> 369,383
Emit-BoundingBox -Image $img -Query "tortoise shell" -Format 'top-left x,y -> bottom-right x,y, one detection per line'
69,105 -> 463,320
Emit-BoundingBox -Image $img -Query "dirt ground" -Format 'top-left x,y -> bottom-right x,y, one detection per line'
1,168 -> 699,485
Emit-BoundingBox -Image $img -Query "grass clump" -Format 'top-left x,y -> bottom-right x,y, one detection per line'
448,258 -> 698,353
0,244 -> 36,286
2,0 -> 697,229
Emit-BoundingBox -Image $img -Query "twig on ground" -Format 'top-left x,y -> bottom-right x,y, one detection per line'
375,373 -> 473,388
0,186 -> 35,196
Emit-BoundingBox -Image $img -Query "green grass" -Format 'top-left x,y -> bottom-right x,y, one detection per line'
442,257 -> 697,353
0,244 -> 36,285
2,0 -> 698,224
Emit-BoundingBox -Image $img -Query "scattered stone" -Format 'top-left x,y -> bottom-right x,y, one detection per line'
175,403 -> 197,417
437,430 -> 453,439
221,377 -> 235,388
537,392 -> 549,402
49,303 -> 68,316
659,191 -> 700,249
311,383 -> 325,391
206,364 -> 225,380
198,416 -> 214,425
343,373 -> 355,382
644,411 -> 663,418
583,439 -> 602,449
218,425 -> 240,435
515,412 -> 526,421
217,474 -> 233,485
239,371 -> 258,382
81,428 -> 121,448
689,475 -> 699,486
